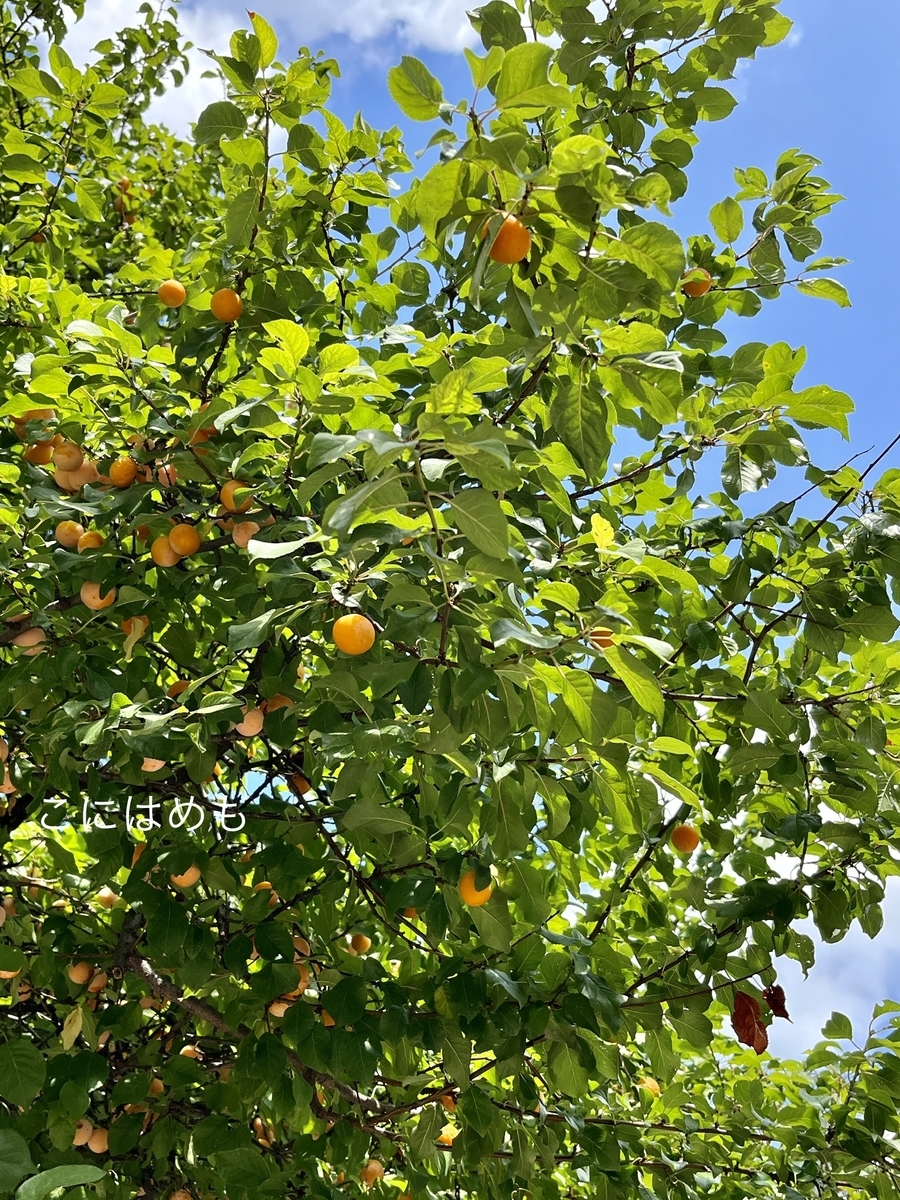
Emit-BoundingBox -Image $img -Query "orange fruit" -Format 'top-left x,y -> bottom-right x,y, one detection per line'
220,479 -> 253,513
210,288 -> 243,322
440,1094 -> 456,1113
157,465 -> 178,488
116,177 -> 131,192
149,1077 -> 165,1096
588,627 -> 614,650
681,268 -> 713,297
167,679 -> 190,698
77,531 -> 105,553
283,962 -> 310,998
268,999 -> 291,1018
179,1044 -> 202,1058
359,1160 -> 384,1187
332,614 -> 376,656
671,824 -> 700,853
168,524 -> 201,556
121,615 -> 149,638
80,582 -> 116,610
68,961 -> 95,985
87,1127 -> 108,1153
458,869 -> 492,908
151,535 -> 181,567
261,694 -> 293,713
87,970 -> 108,994
158,279 -> 187,307
293,935 -> 310,958
66,459 -> 101,490
131,842 -> 148,868
350,933 -> 372,955
141,757 -> 166,772
109,456 -> 138,487
403,907 -> 418,920
55,520 -> 85,548
11,627 -> 45,655
484,213 -> 532,264
236,707 -> 264,737
53,440 -> 84,471
96,887 -> 118,908
232,521 -> 260,549
321,1010 -> 335,1027
24,441 -> 54,464
170,865 -> 201,888
637,1076 -> 661,1098
72,1118 -> 93,1146
291,773 -> 311,794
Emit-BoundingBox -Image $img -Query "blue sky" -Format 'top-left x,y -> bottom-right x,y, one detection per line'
64,0 -> 900,1057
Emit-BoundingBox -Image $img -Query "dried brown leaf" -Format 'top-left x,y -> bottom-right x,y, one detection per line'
731,990 -> 768,1055
763,984 -> 791,1021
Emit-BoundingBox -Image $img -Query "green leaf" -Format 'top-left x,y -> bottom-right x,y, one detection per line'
470,896 -> 512,952
342,794 -> 413,836
796,277 -> 851,307
16,1167 -> 106,1200
842,605 -> 899,643
249,12 -> 278,68
694,87 -> 737,121
550,375 -> 611,476
448,489 -> 509,558
548,1041 -> 589,1096
146,900 -> 189,956
710,196 -> 744,243
0,1131 -> 33,1193
822,1012 -> 853,1040
782,385 -> 853,438
225,187 -> 259,248
464,45 -> 505,89
0,1041 -> 46,1108
75,180 -> 104,222
324,976 -> 367,1025
388,56 -> 444,121
194,101 -> 247,144
603,645 -> 664,723
256,1033 -> 288,1082
617,222 -> 686,289
494,42 -> 568,112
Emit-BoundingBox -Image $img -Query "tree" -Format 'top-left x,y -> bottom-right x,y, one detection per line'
0,0 -> 898,1197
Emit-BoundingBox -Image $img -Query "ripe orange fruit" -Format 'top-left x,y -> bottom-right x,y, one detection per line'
232,520 -> 260,549
116,177 -> 131,192
350,933 -> 372,955
220,480 -> 253,513
158,279 -> 186,308
96,887 -> 118,908
68,961 -> 95,985
332,614 -> 376,656
55,520 -> 85,548
588,627 -> 614,650
148,1077 -> 165,1096
293,935 -> 310,958
179,1044 -> 202,1058
157,465 -> 177,488
170,865 -> 201,888
459,869 -> 492,908
53,440 -> 84,471
236,707 -> 265,737
141,757 -> 166,772
671,824 -> 700,853
284,962 -> 310,998
321,1010 -> 335,1027
72,1118 -> 93,1146
66,459 -> 101,490
87,1127 -> 108,1153
359,1160 -> 384,1187
168,524 -> 201,556
681,268 -> 713,298
109,456 -> 138,487
261,694 -> 293,713
403,907 -> 418,920
77,531 -> 105,553
637,1076 -> 661,1097
291,773 -> 311,794
30,230 -> 46,244
131,842 -> 148,868
484,213 -> 532,264
11,626 -> 45,656
151,535 -> 181,567
168,680 -> 190,698
440,1094 -> 456,1113
121,615 -> 149,638
80,582 -> 116,610
24,441 -> 54,464
87,970 -> 108,994
268,999 -> 291,1019
210,288 -> 243,322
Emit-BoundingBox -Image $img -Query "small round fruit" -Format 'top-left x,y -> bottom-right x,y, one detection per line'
236,707 -> 264,737
293,935 -> 310,958
121,615 -> 149,638
404,907 -> 418,920
0,741 -> 7,763
151,535 -> 181,567
68,961 -> 95,985
157,465 -> 177,488
321,1010 -> 335,1027
232,520 -> 260,549
681,268 -> 713,298
77,531 -> 105,553
12,627 -> 46,655
67,460 -> 101,490
350,933 -> 372,955
459,869 -> 492,908
24,441 -> 54,464
149,1077 -> 165,1096
671,824 -> 700,853
141,757 -> 166,772
220,480 -> 253,513
87,970 -> 108,994
167,679 -> 190,699
168,524 -> 201,556
109,456 -> 138,487
268,1000 -> 291,1018
87,1127 -> 109,1154
485,213 -> 532,264
359,1160 -> 384,1187
158,279 -> 187,308
440,1093 -> 457,1113
179,1044 -> 202,1058
72,1118 -> 93,1146
55,520 -> 85,548
80,582 -> 116,610
54,440 -> 84,471
588,627 -> 614,650
170,865 -> 201,888
284,962 -> 310,998
291,773 -> 311,794
169,1191 -> 191,1200
0,961 -> 20,979
332,614 -> 376,656
131,842 -> 148,868
637,1075 -> 661,1098
96,887 -> 118,909
210,288 -> 243,322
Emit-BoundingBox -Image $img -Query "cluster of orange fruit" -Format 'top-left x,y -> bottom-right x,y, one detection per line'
157,277 -> 243,323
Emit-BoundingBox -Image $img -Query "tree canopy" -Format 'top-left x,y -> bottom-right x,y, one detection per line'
1,1 -> 900,1198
